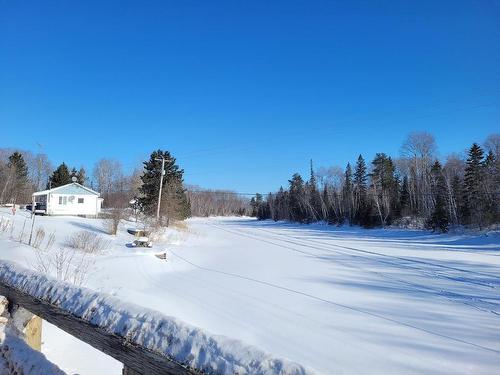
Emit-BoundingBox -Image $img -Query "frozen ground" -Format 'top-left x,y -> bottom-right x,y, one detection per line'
0,208 -> 499,374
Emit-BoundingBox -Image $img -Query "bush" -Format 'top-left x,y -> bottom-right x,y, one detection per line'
102,208 -> 126,235
66,230 -> 110,254
32,227 -> 45,249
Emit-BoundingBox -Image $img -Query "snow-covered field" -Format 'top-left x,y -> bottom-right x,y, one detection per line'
0,207 -> 499,374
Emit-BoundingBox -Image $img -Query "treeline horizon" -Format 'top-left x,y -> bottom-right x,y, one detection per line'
0,147 -> 249,220
1,131 -> 499,231
250,132 -> 499,232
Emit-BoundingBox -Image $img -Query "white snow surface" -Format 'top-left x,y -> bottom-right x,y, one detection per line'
0,208 -> 500,374
0,261 -> 311,375
0,327 -> 65,375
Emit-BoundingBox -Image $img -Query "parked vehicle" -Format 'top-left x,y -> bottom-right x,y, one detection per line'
25,203 -> 46,214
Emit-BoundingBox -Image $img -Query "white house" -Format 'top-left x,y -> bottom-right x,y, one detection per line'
32,183 -> 103,217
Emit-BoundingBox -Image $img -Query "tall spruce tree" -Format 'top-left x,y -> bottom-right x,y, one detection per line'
428,161 -> 449,232
353,155 -> 368,225
463,143 -> 485,228
138,150 -> 190,224
5,152 -> 29,203
77,167 -> 87,185
288,173 -> 306,222
48,163 -> 72,188
399,175 -> 410,216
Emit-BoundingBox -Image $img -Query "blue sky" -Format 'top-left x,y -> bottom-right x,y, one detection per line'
1,1 -> 499,193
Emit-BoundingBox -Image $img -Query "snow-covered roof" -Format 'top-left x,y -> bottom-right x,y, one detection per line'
33,182 -> 99,196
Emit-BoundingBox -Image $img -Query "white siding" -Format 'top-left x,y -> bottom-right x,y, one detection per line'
47,193 -> 101,216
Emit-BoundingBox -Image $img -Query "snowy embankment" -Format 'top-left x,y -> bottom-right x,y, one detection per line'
0,208 -> 499,374
0,260 -> 312,375
0,327 -> 65,375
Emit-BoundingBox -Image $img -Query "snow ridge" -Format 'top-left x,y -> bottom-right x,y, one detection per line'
0,261 -> 314,375
0,327 -> 66,375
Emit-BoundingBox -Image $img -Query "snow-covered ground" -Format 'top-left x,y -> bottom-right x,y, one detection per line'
0,207 -> 499,374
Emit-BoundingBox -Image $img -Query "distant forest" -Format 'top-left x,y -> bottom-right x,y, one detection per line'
250,132 -> 499,232
1,132 -> 499,231
0,148 -> 248,223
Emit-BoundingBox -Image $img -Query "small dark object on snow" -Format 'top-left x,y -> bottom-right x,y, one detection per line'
155,252 -> 167,260
127,228 -> 153,248
127,228 -> 150,237
131,237 -> 153,248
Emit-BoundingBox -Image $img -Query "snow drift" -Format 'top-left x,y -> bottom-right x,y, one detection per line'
0,261 -> 314,375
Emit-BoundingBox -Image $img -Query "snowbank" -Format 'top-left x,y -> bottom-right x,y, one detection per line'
0,327 -> 66,375
0,261 -> 313,375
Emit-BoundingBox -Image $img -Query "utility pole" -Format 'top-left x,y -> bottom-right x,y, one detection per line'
155,156 -> 166,222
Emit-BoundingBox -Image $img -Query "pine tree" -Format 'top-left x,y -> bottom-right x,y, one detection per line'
5,152 -> 29,203
308,160 -> 322,221
250,194 -> 263,217
354,155 -> 367,194
428,161 -> 449,232
463,143 -> 485,228
138,150 -> 190,224
288,173 -> 306,222
48,163 -> 72,188
399,175 -> 410,216
353,155 -> 368,225
77,167 -> 87,185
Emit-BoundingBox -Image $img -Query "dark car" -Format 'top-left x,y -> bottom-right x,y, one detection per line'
25,203 -> 46,213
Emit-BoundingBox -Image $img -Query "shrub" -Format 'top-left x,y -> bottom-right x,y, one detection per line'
66,230 -> 110,254
102,208 -> 126,235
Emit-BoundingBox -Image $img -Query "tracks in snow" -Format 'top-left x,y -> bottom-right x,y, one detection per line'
153,221 -> 500,355
206,222 -> 500,319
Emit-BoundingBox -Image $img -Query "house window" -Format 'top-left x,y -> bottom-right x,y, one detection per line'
58,196 -> 67,205
78,198 -> 84,204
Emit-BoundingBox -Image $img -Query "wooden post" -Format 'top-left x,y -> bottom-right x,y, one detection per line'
0,283 -> 197,375
24,315 -> 42,351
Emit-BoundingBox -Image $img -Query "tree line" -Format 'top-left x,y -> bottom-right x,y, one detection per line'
0,148 -> 248,224
250,132 -> 499,232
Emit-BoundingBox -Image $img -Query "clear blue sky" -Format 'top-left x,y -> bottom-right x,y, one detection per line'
1,1 -> 499,193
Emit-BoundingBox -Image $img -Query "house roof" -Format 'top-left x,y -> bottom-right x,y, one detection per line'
33,183 -> 100,196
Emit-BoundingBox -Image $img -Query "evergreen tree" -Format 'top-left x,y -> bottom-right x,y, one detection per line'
138,150 -> 190,224
353,155 -> 367,194
463,143 -> 485,228
288,173 -> 306,222
5,152 -> 29,203
428,161 -> 449,232
399,175 -> 410,216
353,155 -> 368,225
48,163 -> 72,188
250,194 -> 263,217
77,167 -> 87,185
308,160 -> 322,221
371,153 -> 397,190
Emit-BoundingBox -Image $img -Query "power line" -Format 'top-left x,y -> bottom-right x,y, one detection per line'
185,189 -> 500,197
